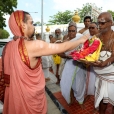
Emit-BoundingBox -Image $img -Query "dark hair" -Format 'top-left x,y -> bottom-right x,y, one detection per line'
90,22 -> 98,27
49,34 -> 53,37
84,16 -> 92,22
36,33 -> 41,37
23,11 -> 30,23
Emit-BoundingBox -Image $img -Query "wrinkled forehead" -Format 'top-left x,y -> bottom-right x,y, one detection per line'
55,29 -> 61,32
68,26 -> 77,30
89,23 -> 97,27
98,14 -> 110,22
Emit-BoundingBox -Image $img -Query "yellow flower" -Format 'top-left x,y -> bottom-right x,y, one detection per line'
53,55 -> 61,64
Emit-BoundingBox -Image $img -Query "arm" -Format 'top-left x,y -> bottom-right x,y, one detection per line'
25,34 -> 89,57
92,51 -> 114,67
78,28 -> 84,34
92,40 -> 114,67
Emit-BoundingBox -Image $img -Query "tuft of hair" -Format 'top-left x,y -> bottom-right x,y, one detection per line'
23,11 -> 30,23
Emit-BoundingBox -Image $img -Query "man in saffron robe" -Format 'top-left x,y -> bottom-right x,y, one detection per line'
2,10 -> 88,114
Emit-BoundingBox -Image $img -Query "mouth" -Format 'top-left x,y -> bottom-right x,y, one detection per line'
99,28 -> 103,30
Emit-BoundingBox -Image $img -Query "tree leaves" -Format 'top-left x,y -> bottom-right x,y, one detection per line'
0,28 -> 10,39
76,3 -> 102,22
48,10 -> 73,24
0,0 -> 17,28
107,10 -> 114,20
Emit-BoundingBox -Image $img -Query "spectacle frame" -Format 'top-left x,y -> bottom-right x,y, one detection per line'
68,30 -> 76,32
89,27 -> 97,29
97,20 -> 110,25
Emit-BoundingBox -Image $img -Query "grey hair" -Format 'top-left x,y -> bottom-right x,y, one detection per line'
55,28 -> 61,31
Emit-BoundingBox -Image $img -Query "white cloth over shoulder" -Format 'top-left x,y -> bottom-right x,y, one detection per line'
80,29 -> 89,35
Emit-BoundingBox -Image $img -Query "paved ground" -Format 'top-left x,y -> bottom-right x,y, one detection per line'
46,71 -> 62,114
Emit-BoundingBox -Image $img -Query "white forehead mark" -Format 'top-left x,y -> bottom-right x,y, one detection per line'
34,40 -> 59,50
49,43 -> 59,50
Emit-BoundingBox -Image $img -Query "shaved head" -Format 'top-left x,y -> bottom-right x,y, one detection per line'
98,12 -> 113,23
97,12 -> 113,33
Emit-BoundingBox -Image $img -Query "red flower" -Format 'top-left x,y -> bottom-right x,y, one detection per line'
70,38 -> 100,60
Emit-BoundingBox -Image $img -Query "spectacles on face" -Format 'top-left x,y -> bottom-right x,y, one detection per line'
89,27 -> 97,30
97,20 -> 110,25
68,30 -> 76,32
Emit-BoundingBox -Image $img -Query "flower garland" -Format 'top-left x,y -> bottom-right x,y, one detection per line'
70,35 -> 102,61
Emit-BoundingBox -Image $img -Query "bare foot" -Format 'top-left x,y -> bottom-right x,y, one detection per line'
69,92 -> 75,105
84,95 -> 91,103
45,77 -> 50,82
56,80 -> 60,84
56,78 -> 60,84
79,104 -> 85,110
49,67 -> 54,74
92,108 -> 99,114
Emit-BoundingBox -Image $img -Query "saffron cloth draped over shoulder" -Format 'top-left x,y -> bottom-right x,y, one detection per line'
3,10 -> 47,114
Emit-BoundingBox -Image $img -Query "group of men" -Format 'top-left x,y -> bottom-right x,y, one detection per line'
60,16 -> 98,109
48,13 -> 114,114
0,9 -> 114,114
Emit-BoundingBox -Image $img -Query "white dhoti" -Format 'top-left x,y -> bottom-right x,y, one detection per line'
52,57 -> 66,79
60,60 -> 86,104
60,33 -> 86,104
41,56 -> 50,78
93,51 -> 114,108
86,66 -> 96,95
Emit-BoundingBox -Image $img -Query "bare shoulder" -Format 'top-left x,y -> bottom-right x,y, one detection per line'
78,28 -> 85,34
112,31 -> 114,37
25,40 -> 46,51
63,34 -> 68,39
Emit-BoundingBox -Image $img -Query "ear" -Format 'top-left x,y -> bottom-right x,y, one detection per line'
112,22 -> 114,26
21,21 -> 26,30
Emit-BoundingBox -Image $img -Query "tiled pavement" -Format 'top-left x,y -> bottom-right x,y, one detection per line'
46,71 -> 113,114
46,71 -> 64,114
0,71 -> 112,114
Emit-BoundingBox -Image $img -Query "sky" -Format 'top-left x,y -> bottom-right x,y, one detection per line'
4,0 -> 114,37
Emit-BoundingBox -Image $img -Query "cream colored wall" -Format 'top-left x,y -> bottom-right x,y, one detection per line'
35,23 -> 85,34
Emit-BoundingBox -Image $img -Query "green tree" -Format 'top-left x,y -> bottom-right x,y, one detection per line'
107,10 -> 114,20
0,29 -> 10,39
76,3 -> 102,22
48,10 -> 73,24
0,0 -> 17,28
34,21 -> 46,26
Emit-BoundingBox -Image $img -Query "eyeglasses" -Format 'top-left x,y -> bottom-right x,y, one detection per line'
97,20 -> 110,25
89,27 -> 96,29
68,30 -> 76,32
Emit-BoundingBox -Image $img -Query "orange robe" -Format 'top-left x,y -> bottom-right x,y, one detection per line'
3,39 -> 47,114
0,57 -> 2,76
